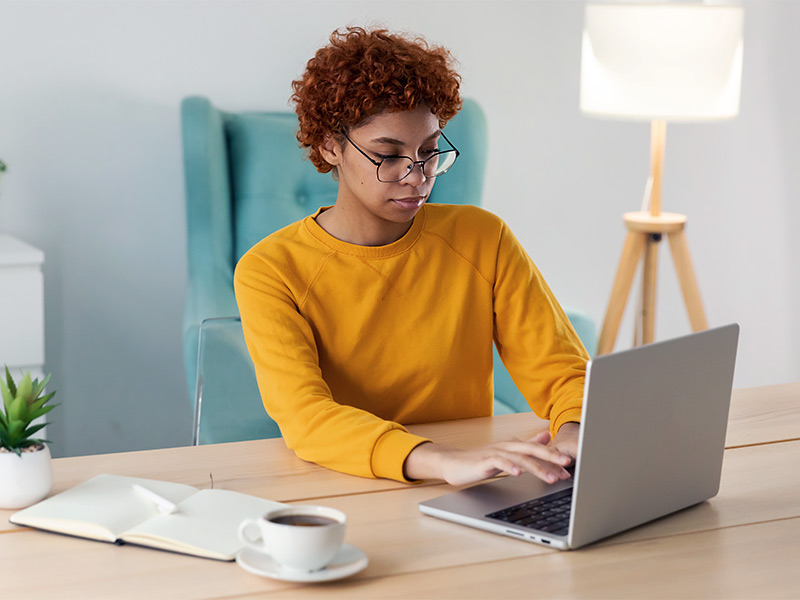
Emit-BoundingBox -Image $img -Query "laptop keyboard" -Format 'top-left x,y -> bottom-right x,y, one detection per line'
486,487 -> 573,536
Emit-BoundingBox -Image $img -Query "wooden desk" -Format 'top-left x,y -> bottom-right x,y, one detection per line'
3,383 -> 799,599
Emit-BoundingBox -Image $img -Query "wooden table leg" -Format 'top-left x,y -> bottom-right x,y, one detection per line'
597,231 -> 646,355
668,230 -> 709,332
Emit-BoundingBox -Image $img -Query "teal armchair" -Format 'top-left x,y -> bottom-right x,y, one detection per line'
181,96 -> 595,443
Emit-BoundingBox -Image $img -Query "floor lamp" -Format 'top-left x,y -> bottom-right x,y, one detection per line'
580,3 -> 744,355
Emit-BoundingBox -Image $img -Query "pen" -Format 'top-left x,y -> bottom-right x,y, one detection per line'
132,484 -> 178,514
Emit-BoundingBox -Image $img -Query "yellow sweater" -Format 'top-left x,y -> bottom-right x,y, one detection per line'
234,204 -> 588,482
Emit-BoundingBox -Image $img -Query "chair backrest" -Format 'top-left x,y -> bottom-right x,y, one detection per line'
182,96 -> 595,442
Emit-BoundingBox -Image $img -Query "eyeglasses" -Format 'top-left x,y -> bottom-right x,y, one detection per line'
341,130 -> 460,183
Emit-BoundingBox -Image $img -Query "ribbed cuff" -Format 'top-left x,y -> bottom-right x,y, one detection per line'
550,407 -> 583,438
371,429 -> 431,482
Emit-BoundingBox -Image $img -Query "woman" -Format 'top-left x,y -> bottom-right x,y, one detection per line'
234,27 -> 588,486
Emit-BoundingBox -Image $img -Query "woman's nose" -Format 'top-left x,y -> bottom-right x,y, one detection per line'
402,162 -> 427,185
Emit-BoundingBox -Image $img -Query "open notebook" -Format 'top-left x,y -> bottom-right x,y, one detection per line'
10,474 -> 285,561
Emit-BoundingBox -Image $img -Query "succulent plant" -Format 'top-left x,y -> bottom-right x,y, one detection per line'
0,367 -> 58,456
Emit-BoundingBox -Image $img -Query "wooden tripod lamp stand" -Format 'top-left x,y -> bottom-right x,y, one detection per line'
579,3 -> 744,355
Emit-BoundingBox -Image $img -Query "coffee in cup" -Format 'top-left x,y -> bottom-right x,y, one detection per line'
268,514 -> 338,527
238,505 -> 346,572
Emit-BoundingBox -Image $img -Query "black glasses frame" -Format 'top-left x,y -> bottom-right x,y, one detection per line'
340,130 -> 460,183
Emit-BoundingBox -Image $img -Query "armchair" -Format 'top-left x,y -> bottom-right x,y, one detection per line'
181,96 -> 595,443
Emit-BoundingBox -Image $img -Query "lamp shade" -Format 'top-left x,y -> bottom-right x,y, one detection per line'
580,3 -> 744,121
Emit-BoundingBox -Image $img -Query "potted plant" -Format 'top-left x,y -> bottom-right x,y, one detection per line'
0,367 -> 58,509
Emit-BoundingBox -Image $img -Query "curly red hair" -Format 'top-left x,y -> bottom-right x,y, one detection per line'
292,27 -> 462,173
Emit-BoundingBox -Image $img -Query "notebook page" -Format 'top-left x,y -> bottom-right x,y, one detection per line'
122,488 -> 285,560
10,474 -> 198,541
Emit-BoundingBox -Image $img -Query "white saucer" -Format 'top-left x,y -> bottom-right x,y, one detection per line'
236,544 -> 368,582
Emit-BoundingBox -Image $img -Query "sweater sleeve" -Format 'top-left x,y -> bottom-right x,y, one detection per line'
491,222 -> 589,436
234,251 -> 429,482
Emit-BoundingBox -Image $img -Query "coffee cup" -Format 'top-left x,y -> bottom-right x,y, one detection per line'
238,505 -> 346,572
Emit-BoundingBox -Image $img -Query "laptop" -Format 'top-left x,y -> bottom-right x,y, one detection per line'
419,324 -> 740,550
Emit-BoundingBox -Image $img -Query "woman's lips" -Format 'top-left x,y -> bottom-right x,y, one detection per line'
391,196 -> 425,209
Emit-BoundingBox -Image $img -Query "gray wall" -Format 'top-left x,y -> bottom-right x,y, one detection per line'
0,0 -> 796,458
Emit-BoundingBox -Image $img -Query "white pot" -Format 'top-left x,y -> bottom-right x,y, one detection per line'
0,445 -> 52,509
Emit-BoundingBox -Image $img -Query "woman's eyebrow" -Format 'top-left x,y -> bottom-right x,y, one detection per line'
369,131 -> 441,145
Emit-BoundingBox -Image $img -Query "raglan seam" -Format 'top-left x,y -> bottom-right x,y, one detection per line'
421,230 -> 494,290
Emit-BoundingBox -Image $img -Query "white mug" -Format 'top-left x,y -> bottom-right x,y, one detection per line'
238,505 -> 346,572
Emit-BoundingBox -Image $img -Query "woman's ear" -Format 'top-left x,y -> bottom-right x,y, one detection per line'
318,135 -> 343,168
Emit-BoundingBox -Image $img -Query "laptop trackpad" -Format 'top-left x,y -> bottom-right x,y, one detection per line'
424,473 -> 573,519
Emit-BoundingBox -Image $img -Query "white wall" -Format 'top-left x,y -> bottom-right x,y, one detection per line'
0,0 -> 796,458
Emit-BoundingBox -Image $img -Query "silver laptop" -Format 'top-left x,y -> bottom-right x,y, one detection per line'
419,324 -> 739,550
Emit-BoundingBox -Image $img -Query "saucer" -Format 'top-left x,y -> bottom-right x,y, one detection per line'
236,544 -> 368,582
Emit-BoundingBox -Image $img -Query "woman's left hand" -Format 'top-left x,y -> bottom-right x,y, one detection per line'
548,422 -> 580,464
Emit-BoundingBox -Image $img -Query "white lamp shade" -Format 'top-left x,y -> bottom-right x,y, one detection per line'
580,3 -> 744,121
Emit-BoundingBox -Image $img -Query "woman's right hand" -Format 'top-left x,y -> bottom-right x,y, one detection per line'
403,431 -> 573,486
